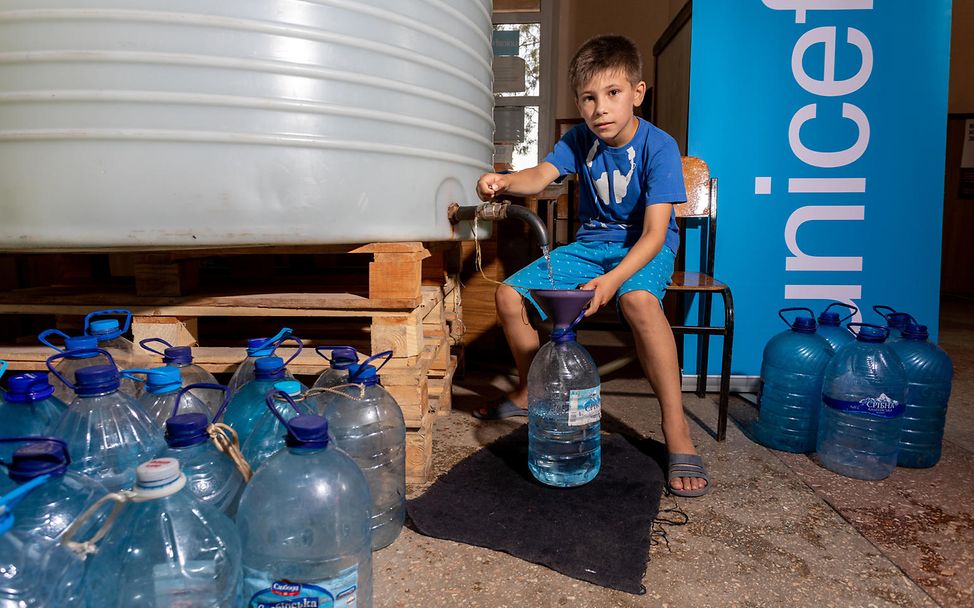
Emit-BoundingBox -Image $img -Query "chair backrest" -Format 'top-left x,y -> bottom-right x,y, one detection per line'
674,156 -> 714,220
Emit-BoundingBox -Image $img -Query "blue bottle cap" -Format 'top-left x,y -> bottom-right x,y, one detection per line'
902,324 -> 929,341
348,364 -> 379,386
329,347 -> 359,370
254,356 -> 286,380
285,415 -> 329,449
273,380 -> 302,396
74,365 -> 120,395
64,335 -> 100,358
817,311 -> 841,326
88,319 -> 120,336
3,373 -> 55,403
162,346 -> 193,365
856,325 -> 887,343
8,441 -> 70,483
247,337 -> 276,357
145,367 -> 183,394
886,312 -> 911,330
165,413 -> 210,448
791,316 -> 816,333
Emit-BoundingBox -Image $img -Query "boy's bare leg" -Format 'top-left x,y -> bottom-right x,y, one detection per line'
619,291 -> 708,493
473,284 -> 539,414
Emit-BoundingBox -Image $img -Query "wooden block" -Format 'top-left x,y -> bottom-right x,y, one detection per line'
368,250 -> 429,301
406,426 -> 434,483
430,355 -> 458,417
132,316 -> 199,347
370,313 -> 423,358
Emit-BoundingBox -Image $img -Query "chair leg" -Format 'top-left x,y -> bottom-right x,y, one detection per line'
696,291 -> 713,398
717,287 -> 735,442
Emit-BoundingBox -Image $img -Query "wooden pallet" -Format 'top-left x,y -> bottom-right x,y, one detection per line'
0,241 -> 465,482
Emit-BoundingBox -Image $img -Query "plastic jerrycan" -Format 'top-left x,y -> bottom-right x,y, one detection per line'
0,373 -> 67,459
140,337 -> 221,415
237,390 -> 373,607
227,327 -> 296,394
816,302 -> 858,353
38,329 -> 106,403
223,343 -> 306,442
753,308 -> 834,453
319,351 -> 406,550
47,348 -> 166,492
313,345 -> 361,389
242,379 -> 316,471
873,305 -> 913,342
124,366 -> 211,427
817,324 -> 908,480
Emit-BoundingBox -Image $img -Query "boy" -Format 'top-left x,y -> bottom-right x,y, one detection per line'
473,35 -> 709,497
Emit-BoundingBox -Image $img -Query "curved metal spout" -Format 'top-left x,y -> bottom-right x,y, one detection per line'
448,201 -> 549,247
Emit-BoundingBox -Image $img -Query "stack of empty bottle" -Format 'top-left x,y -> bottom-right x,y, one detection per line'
1,313 -> 410,606
753,303 -> 954,480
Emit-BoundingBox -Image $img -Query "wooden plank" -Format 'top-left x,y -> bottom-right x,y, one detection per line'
430,355 -> 458,417
133,254 -> 200,296
405,420 -> 435,483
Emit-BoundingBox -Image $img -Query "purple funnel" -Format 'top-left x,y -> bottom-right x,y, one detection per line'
530,289 -> 595,329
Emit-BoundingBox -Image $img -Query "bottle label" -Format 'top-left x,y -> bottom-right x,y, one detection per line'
568,386 -> 601,426
823,393 -> 904,418
247,566 -> 358,608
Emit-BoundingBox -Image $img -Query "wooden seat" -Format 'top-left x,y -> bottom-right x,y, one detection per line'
669,156 -> 734,441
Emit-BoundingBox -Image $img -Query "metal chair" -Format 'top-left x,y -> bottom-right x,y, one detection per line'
669,156 -> 734,441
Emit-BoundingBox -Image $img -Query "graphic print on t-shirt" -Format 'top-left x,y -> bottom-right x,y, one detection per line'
586,140 -> 637,207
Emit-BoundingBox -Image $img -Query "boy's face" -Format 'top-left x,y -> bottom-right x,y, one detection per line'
574,69 -> 646,148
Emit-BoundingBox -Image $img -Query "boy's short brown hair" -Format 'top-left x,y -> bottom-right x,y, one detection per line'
568,34 -> 643,95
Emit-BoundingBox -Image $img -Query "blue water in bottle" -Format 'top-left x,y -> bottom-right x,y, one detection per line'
889,323 -> 954,468
0,476 -> 86,606
320,352 -> 406,550
313,345 -> 360,389
527,326 -> 601,487
873,305 -> 913,342
223,356 -> 307,441
0,437 -> 106,543
48,349 -> 166,492
84,457 -> 243,606
227,328 -> 297,395
38,329 -> 107,403
0,373 -> 67,460
242,380 -> 316,471
162,384 -> 248,517
817,324 -> 908,480
141,338 -> 222,415
237,393 -> 373,607
753,308 -> 834,453
816,302 -> 857,353
126,366 -> 211,427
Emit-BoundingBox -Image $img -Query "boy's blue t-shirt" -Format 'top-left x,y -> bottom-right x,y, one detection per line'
543,117 -> 685,253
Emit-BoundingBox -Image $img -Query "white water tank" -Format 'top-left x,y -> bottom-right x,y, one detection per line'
0,0 -> 494,250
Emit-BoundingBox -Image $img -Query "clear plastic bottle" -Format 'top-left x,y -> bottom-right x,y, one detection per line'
140,338 -> 222,415
0,476 -> 86,606
753,308 -> 834,453
527,323 -> 601,487
817,324 -> 908,480
48,349 -> 166,492
162,384 -> 248,517
888,322 -> 954,468
237,395 -> 372,608
0,373 -> 67,460
816,302 -> 857,353
873,305 -> 913,342
320,352 -> 405,550
223,356 -> 306,441
83,457 -> 243,606
313,345 -> 360,389
38,329 -> 107,403
126,366 -> 211,427
226,328 -> 296,395
242,380 -> 315,471
0,437 -> 107,543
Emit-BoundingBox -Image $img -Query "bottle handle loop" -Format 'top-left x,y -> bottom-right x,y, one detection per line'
778,307 -> 814,328
823,302 -> 858,324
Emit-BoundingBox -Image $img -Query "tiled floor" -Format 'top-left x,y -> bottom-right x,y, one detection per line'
373,296 -> 972,607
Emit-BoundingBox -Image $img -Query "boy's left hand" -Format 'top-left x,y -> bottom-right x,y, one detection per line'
579,273 -> 623,317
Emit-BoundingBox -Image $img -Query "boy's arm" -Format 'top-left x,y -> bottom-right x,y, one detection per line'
477,162 -> 562,201
579,203 -> 673,315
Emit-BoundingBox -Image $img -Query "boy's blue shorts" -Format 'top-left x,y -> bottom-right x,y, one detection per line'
503,240 -> 676,320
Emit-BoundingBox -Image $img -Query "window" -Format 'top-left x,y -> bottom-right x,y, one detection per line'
492,1 -> 556,172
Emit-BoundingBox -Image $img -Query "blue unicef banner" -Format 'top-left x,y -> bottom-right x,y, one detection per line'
687,0 -> 952,378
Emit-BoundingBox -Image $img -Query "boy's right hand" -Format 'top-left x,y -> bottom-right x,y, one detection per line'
477,173 -> 508,201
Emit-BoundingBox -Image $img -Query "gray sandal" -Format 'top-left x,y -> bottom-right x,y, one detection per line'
472,399 -> 528,420
667,453 -> 712,498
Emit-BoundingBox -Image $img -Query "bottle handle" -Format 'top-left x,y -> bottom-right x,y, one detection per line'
314,345 -> 357,363
0,474 -> 52,518
37,329 -> 70,353
172,383 -> 231,422
139,338 -> 174,357
278,335 -> 304,369
846,322 -> 890,340
252,327 -> 293,353
0,360 -> 5,380
119,369 -> 152,384
263,388 -> 302,429
46,348 -> 117,391
778,307 -> 814,328
872,305 -> 897,321
84,309 -> 132,339
348,350 -> 393,382
823,302 -> 858,324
